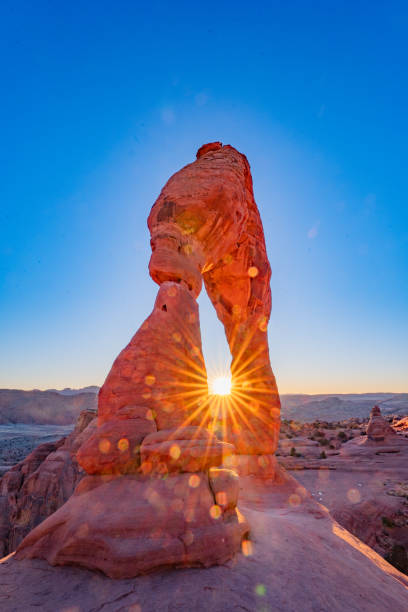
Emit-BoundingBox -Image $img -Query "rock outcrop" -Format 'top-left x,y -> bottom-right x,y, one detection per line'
16,143 -> 280,577
367,405 -> 396,442
394,416 -> 408,434
3,471 -> 408,611
0,410 -> 96,557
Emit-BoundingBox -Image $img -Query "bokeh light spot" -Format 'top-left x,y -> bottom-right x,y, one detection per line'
248,266 -> 259,278
255,583 -> 266,596
347,488 -> 361,503
145,374 -> 156,386
98,439 -> 111,454
209,504 -> 222,519
117,438 -> 129,452
170,444 -> 181,460
189,474 -> 201,488
289,493 -> 301,507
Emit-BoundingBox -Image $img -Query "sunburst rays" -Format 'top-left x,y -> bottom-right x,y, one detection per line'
159,317 -> 279,453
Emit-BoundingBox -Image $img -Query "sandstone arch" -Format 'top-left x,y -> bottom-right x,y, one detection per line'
15,143 -> 280,577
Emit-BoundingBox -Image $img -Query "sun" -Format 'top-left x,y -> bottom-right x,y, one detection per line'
210,375 -> 232,396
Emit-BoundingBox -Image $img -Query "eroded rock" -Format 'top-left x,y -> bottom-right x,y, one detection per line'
15,473 -> 249,578
0,410 -> 96,556
140,427 -> 234,474
367,405 -> 396,442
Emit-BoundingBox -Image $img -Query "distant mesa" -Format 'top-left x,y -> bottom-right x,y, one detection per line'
46,386 -> 100,396
1,388 -> 406,427
0,388 -> 97,425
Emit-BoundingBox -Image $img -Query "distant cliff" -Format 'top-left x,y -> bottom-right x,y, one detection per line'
0,388 -> 407,425
0,389 -> 97,425
280,393 -> 408,422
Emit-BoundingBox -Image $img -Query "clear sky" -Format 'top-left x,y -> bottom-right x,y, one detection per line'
1,1 -> 407,393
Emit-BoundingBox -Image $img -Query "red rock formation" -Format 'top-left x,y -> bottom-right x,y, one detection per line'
367,405 -> 396,442
16,471 -> 248,578
0,410 -> 96,557
140,426 -> 235,474
394,416 -> 408,434
16,143 -> 279,577
148,143 -> 280,454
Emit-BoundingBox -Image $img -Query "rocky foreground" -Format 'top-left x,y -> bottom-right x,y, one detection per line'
0,407 -> 407,610
277,409 -> 408,574
1,468 -> 407,611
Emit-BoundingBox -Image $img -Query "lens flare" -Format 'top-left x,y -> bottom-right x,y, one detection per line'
210,375 -> 232,396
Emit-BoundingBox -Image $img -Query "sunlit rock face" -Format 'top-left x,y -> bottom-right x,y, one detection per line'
16,143 -> 279,578
148,142 -> 280,454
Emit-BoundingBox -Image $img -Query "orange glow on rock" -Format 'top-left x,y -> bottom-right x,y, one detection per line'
98,439 -> 111,454
188,474 -> 200,488
169,444 -> 181,460
209,504 -> 222,519
117,438 -> 129,452
242,539 -> 253,556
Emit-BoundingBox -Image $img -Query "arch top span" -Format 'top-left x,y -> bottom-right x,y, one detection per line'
147,143 -> 280,454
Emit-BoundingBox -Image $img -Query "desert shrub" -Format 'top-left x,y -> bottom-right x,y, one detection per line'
385,545 -> 408,575
290,447 -> 296,456
319,451 -> 327,459
382,516 -> 396,529
337,431 -> 347,440
319,438 -> 329,446
313,429 -> 324,438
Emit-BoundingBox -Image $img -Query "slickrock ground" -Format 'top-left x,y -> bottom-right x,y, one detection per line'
278,413 -> 408,574
1,469 -> 407,611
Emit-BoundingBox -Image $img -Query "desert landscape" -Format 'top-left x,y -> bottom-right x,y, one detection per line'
1,142 -> 407,610
2,5 -> 407,608
1,398 -> 407,574
0,403 -> 408,609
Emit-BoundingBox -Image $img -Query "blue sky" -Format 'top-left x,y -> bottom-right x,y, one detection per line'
1,1 -> 407,392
